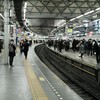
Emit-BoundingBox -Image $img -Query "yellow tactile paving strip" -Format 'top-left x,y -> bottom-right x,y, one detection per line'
23,59 -> 48,100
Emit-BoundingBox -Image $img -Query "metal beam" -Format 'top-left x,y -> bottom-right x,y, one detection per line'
28,25 -> 57,28
26,17 -> 66,20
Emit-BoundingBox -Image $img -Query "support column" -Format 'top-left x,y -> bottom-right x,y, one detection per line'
4,0 -> 10,64
13,25 -> 17,45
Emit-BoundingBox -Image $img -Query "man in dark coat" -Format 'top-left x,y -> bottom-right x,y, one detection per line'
93,40 -> 100,82
23,39 -> 30,59
9,39 -> 16,67
93,40 -> 100,63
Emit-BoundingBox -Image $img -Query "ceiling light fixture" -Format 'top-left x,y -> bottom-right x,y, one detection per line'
76,14 -> 83,19
70,18 -> 76,21
51,7 -> 100,34
0,13 -> 4,19
84,10 -> 94,15
95,7 -> 100,11
24,2 -> 27,20
24,2 -> 27,9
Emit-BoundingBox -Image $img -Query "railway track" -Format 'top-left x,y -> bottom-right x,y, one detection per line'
35,44 -> 100,100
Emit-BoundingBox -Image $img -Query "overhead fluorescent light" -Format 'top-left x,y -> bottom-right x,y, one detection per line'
0,13 -> 4,19
76,14 -> 83,19
51,28 -> 56,33
62,22 -> 66,26
84,10 -> 94,15
57,22 -> 66,28
93,14 -> 97,18
70,18 -> 76,21
95,7 -> 100,11
69,8 -> 100,23
24,9 -> 26,13
23,2 -> 27,20
24,2 -> 27,9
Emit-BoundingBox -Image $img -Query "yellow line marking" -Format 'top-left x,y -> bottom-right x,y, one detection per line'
55,54 -> 95,76
48,47 -> 96,68
23,59 -> 48,100
51,51 -> 95,76
39,77 -> 45,81
24,60 -> 37,100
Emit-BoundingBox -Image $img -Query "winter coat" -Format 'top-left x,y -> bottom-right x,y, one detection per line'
79,44 -> 85,54
9,44 -> 16,57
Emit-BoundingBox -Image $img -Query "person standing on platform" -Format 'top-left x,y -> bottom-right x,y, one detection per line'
78,40 -> 85,58
54,40 -> 57,50
93,40 -> 100,83
19,40 -> 24,54
93,40 -> 100,63
23,39 -> 30,59
9,39 -> 16,67
58,39 -> 63,52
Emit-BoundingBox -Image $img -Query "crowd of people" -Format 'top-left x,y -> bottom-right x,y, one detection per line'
19,39 -> 30,59
47,39 -> 100,64
0,38 -> 99,67
8,39 -> 31,68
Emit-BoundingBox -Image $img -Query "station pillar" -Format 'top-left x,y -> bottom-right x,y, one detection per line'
4,0 -> 10,64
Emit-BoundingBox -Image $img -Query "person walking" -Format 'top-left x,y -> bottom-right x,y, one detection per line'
78,40 -> 85,58
19,40 -> 24,54
93,40 -> 100,63
23,39 -> 30,59
9,39 -> 16,67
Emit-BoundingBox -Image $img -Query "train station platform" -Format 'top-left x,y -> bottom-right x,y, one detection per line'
48,46 -> 97,68
0,44 -> 83,100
